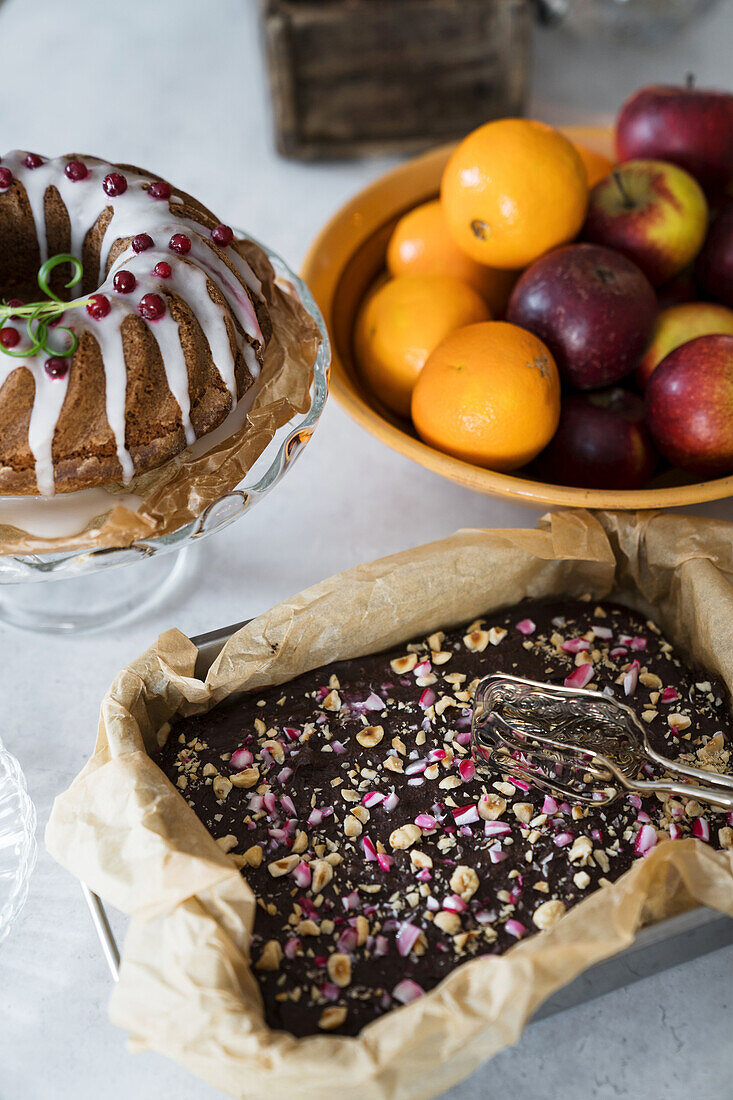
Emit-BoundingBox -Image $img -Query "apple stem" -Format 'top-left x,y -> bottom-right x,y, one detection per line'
686,71 -> 695,88
612,171 -> 634,210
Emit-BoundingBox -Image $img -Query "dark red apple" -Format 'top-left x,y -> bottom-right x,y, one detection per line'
616,83 -> 733,197
645,333 -> 733,476
538,389 -> 656,490
696,203 -> 733,308
506,243 -> 657,390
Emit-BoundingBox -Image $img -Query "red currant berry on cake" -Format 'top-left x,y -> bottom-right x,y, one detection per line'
24,153 -> 44,169
138,293 -> 166,320
7,298 -> 23,319
132,233 -> 154,253
86,293 -> 111,319
0,168 -> 13,190
168,233 -> 191,254
103,172 -> 127,197
45,357 -> 69,379
65,160 -> 88,182
0,327 -> 20,348
113,270 -> 137,294
153,261 -> 172,279
148,180 -> 172,200
211,224 -> 234,247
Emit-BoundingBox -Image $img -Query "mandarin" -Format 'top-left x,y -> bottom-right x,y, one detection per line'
387,199 -> 519,316
441,119 -> 588,268
354,274 -> 490,418
411,321 -> 561,470
573,141 -> 614,188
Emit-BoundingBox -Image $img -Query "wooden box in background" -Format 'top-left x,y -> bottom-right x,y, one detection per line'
260,0 -> 532,159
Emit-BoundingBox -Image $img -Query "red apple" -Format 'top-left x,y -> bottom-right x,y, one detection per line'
584,160 -> 708,285
506,243 -> 656,390
696,203 -> 733,308
645,333 -> 733,476
616,83 -> 733,197
637,301 -> 733,388
539,389 -> 656,490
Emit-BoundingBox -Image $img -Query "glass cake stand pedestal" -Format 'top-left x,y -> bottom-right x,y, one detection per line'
0,247 -> 330,634
0,737 -> 36,948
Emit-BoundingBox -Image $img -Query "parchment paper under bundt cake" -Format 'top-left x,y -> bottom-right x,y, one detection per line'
0,151 -> 273,496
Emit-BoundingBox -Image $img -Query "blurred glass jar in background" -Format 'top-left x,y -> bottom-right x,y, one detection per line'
534,0 -> 721,43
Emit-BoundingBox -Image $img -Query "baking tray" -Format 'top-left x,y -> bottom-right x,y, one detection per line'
82,620 -> 733,1021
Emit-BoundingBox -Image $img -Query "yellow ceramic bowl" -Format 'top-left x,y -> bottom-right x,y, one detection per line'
302,127 -> 733,510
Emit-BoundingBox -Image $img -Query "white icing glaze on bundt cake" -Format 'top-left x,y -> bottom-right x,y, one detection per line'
0,151 -> 272,495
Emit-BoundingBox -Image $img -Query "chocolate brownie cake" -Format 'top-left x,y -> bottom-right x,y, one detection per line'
158,599 -> 733,1037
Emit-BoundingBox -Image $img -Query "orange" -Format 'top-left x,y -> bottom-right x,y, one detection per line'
573,141 -> 614,188
411,321 -> 560,470
354,274 -> 490,418
441,119 -> 589,269
387,199 -> 519,316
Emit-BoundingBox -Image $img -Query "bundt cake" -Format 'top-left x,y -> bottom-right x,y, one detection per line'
0,151 -> 272,496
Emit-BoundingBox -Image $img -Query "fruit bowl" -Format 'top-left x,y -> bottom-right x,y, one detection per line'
302,126 -> 733,510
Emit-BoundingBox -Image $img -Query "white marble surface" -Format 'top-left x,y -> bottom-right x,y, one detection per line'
1,1 -> 733,1097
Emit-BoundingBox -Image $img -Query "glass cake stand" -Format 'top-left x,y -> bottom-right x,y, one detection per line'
0,738 -> 36,948
0,244 -> 330,633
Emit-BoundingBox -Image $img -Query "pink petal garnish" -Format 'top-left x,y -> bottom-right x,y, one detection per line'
458,759 -> 476,783
453,804 -> 480,826
489,844 -> 509,863
307,808 -> 323,827
362,835 -> 378,861
284,937 -> 301,960
669,823 -> 682,840
428,748 -> 446,761
377,852 -> 394,872
362,792 -> 385,808
661,687 -> 679,704
342,890 -> 360,912
263,791 -> 277,815
230,748 -> 253,769
624,659 -> 640,697
363,692 -> 384,711
331,741 -> 346,755
373,934 -> 389,957
562,637 -> 591,653
634,823 -> 658,856
542,795 -> 558,814
484,820 -> 511,837
505,919 -> 527,939
693,817 -> 711,842
631,636 -> 647,650
414,660 -> 432,677
564,664 -> 594,689
419,688 -> 436,709
516,618 -> 536,635
383,792 -> 400,813
443,894 -> 467,913
281,794 -> 297,817
592,625 -> 613,639
291,861 -> 311,888
415,813 -> 438,831
554,832 -> 574,848
392,978 -> 425,1005
396,921 -> 422,957
337,927 -> 359,953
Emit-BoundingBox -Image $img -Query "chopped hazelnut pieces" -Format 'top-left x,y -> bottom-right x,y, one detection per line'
356,724 -> 384,748
533,900 -> 566,930
318,1006 -> 348,1030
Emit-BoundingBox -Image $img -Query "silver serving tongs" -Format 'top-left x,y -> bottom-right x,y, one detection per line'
471,672 -> 733,811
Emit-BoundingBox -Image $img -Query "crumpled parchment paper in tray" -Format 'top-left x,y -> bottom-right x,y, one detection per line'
0,240 -> 322,555
46,510 -> 733,1100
